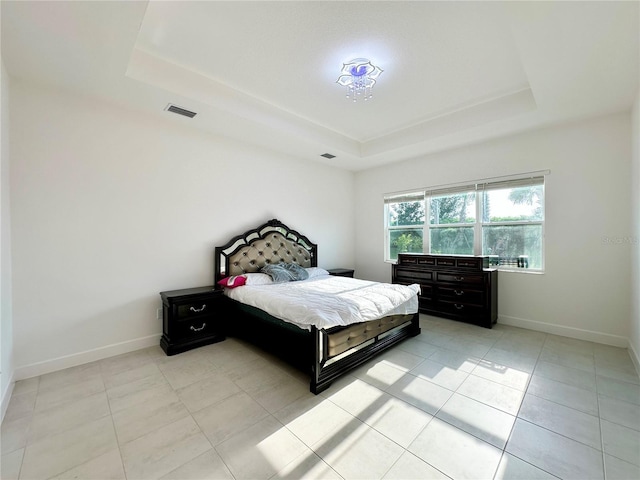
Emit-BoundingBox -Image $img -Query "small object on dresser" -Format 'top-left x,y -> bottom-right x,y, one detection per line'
327,268 -> 355,278
159,286 -> 226,355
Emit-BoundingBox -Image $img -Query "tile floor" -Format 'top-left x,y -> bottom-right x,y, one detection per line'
2,315 -> 639,480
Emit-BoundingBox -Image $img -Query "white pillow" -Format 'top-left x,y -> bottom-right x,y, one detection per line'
243,273 -> 274,286
305,267 -> 330,278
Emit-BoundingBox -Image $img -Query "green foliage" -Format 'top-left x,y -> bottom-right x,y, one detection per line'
390,201 -> 424,226
389,229 -> 423,260
482,225 -> 542,269
430,193 -> 475,225
395,233 -> 421,253
388,185 -> 544,267
489,216 -> 535,222
430,227 -> 474,255
508,186 -> 543,220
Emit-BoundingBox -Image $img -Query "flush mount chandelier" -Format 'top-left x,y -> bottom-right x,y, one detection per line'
336,58 -> 383,102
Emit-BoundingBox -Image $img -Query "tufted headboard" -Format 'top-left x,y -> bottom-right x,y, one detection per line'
214,219 -> 317,283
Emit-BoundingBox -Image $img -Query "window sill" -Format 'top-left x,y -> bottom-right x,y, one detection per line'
497,268 -> 544,275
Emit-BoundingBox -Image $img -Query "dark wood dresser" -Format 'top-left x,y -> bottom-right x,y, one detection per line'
160,286 -> 226,355
392,254 -> 498,328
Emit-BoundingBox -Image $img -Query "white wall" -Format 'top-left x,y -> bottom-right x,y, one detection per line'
355,113 -> 632,346
631,92 -> 640,370
1,58 -> 15,415
10,80 -> 355,378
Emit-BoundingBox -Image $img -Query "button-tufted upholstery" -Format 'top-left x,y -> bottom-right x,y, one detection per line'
326,314 -> 413,357
227,232 -> 313,277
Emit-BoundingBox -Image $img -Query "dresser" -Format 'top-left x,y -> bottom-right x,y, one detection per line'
392,254 -> 498,328
160,286 -> 226,355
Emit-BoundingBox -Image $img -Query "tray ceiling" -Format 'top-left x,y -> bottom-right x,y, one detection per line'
2,1 -> 638,170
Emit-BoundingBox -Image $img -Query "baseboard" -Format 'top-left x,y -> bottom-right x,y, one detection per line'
628,341 -> 640,377
14,334 -> 162,381
1,371 -> 15,423
498,315 -> 628,348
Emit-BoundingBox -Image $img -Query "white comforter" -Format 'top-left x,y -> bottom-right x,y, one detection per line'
225,274 -> 420,330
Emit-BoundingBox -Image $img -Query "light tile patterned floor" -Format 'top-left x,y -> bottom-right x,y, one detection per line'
2,315 -> 639,480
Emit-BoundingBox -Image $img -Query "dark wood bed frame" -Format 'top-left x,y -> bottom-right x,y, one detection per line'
214,218 -> 421,394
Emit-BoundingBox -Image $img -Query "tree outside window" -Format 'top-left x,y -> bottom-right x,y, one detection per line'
384,176 -> 545,271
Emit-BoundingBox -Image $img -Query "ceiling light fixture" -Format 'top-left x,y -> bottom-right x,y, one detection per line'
336,58 -> 383,102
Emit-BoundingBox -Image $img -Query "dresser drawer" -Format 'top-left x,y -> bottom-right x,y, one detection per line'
436,257 -> 456,267
456,257 -> 486,269
437,299 -> 486,317
394,267 -> 433,283
436,272 -> 484,285
438,286 -> 484,305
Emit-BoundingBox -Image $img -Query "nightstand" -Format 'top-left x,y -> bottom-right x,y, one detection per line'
327,268 -> 355,278
159,286 -> 226,355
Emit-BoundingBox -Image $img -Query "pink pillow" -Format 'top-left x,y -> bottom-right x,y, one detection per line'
217,275 -> 247,288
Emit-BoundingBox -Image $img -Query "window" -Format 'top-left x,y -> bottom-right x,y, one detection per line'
480,178 -> 544,269
384,193 -> 424,261
384,174 -> 546,271
429,191 -> 476,255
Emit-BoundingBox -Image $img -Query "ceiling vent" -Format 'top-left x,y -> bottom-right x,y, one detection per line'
320,153 -> 336,159
165,104 -> 197,118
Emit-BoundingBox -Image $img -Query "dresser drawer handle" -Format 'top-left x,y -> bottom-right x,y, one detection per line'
454,290 -> 464,296
454,304 -> 464,310
189,305 -> 206,313
190,323 -> 207,332
455,276 -> 464,281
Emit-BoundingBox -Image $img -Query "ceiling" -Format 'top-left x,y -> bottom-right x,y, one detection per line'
2,1 -> 638,171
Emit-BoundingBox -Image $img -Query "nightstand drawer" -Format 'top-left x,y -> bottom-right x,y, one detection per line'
172,316 -> 217,342
175,300 -> 214,320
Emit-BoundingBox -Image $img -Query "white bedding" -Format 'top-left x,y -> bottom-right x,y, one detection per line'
224,274 -> 420,330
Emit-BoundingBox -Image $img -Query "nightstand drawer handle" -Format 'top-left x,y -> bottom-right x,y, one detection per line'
454,304 -> 464,310
189,305 -> 206,313
190,323 -> 206,332
455,276 -> 464,281
454,290 -> 464,296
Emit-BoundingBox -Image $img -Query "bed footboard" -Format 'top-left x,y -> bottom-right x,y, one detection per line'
310,312 -> 420,394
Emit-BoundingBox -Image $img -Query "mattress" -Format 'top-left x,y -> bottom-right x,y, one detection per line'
224,274 -> 420,330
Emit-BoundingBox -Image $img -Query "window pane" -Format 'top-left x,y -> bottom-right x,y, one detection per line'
388,201 -> 424,227
389,229 -> 423,260
482,224 -> 543,269
482,186 -> 543,222
430,227 -> 474,255
430,193 -> 475,224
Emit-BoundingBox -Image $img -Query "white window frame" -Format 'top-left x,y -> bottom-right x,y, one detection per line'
384,172 -> 547,272
384,192 -> 425,261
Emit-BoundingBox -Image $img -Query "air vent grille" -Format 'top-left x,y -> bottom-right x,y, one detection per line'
165,104 -> 197,118
320,153 -> 336,159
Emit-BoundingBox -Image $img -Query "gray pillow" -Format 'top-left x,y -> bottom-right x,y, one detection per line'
261,263 -> 309,283
261,263 -> 294,283
281,262 -> 309,281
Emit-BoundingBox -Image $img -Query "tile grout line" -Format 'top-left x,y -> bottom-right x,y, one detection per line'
101,365 -> 129,480
162,352 -> 240,480
491,330 -> 562,480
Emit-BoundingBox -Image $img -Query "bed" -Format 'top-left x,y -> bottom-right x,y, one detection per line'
214,218 -> 421,394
